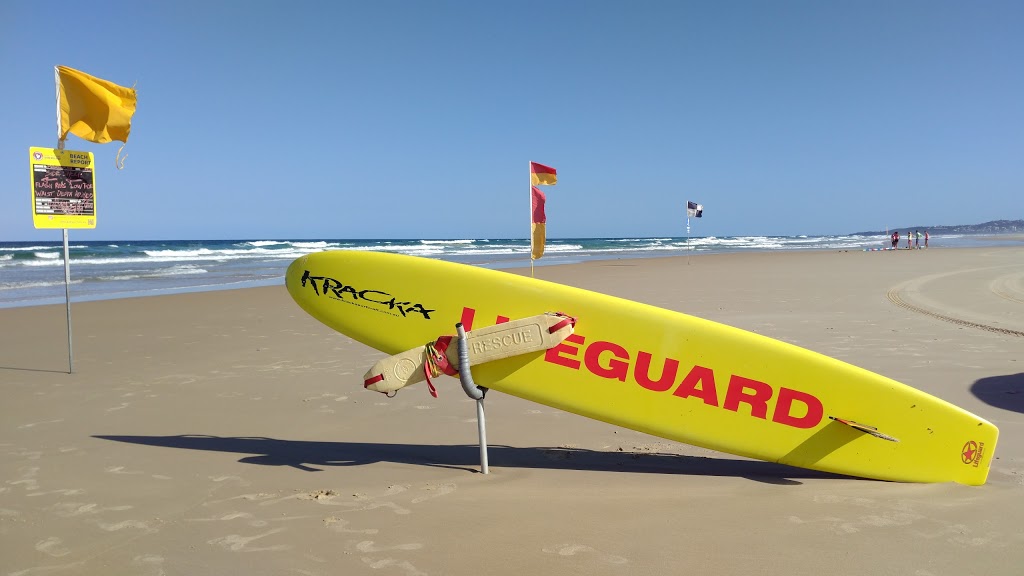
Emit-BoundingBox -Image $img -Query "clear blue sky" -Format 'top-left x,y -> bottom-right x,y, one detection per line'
3,0 -> 1021,241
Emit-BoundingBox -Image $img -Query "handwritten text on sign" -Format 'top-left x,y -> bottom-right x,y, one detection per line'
30,147 -> 96,229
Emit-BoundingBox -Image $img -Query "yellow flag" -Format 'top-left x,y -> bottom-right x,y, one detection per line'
56,66 -> 137,144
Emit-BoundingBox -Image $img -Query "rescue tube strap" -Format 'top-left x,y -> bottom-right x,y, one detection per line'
548,312 -> 577,333
423,336 -> 459,398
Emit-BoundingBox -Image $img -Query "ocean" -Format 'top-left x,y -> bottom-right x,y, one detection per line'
0,234 -> 1013,309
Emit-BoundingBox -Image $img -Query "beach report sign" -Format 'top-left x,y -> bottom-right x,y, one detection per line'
29,147 -> 96,229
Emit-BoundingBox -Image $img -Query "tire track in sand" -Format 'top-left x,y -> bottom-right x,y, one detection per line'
990,271 -> 1024,305
887,266 -> 1024,337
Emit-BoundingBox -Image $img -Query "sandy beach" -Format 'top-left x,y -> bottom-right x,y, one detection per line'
2,246 -> 1023,576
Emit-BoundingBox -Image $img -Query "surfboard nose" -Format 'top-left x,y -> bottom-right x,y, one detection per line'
284,255 -> 309,293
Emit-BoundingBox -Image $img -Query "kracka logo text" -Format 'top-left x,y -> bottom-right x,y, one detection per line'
299,270 -> 435,319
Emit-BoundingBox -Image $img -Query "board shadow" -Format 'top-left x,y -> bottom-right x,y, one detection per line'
93,434 -> 856,485
971,372 -> 1024,415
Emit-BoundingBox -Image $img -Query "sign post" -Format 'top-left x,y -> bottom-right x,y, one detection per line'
29,146 -> 96,373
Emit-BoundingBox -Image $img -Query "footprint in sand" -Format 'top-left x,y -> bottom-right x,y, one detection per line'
132,555 -> 166,576
787,515 -> 860,535
360,558 -> 427,575
914,523 -> 1008,547
856,511 -> 922,528
542,544 -> 628,564
188,511 -> 258,523
189,511 -> 312,528
348,500 -> 411,515
51,502 -> 132,518
106,466 -> 143,475
27,488 -> 85,498
219,487 -> 414,515
813,494 -> 878,507
356,541 -> 428,576
381,485 -> 408,497
319,487 -> 413,515
324,517 -> 379,534
93,519 -> 157,534
10,466 -> 41,491
8,560 -> 86,576
208,475 -> 250,486
35,537 -> 71,557
303,392 -> 349,402
800,495 -> 927,534
207,527 -> 291,552
204,492 -> 278,507
299,489 -> 342,502
17,419 -> 64,429
410,483 -> 456,504
355,540 -> 423,553
788,511 -> 925,535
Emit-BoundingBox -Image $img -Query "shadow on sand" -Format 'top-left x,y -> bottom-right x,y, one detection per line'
971,372 -> 1024,415
93,434 -> 854,486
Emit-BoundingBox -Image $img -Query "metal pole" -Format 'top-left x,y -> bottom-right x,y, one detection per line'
62,228 -> 73,373
476,398 -> 488,475
455,323 -> 488,474
55,72 -> 73,373
686,214 -> 691,266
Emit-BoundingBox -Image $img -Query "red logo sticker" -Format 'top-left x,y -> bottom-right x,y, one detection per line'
962,441 -> 979,465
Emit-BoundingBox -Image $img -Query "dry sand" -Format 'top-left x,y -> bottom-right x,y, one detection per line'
2,246 -> 1023,575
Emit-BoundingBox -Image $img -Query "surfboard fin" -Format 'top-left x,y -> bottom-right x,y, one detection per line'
828,416 -> 900,442
363,312 -> 576,396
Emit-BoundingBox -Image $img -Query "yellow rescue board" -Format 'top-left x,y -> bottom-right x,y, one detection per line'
286,251 -> 998,485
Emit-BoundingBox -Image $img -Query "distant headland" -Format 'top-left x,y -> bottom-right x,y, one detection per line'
853,219 -> 1024,236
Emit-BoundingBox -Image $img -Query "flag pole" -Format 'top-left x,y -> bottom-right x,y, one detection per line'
686,213 -> 691,266
55,68 -> 73,373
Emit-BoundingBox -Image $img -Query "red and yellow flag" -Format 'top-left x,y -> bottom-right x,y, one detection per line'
56,65 -> 137,144
531,186 -> 547,260
530,161 -> 557,186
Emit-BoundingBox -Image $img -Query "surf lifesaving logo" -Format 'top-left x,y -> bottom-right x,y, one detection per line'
298,270 -> 435,320
962,440 -> 985,467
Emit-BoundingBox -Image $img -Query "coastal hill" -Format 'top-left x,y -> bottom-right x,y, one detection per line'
853,219 -> 1024,236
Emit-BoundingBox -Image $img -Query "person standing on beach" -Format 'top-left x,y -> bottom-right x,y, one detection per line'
914,230 -> 920,248
893,231 -> 899,249
907,232 -> 912,249
925,230 -> 929,248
